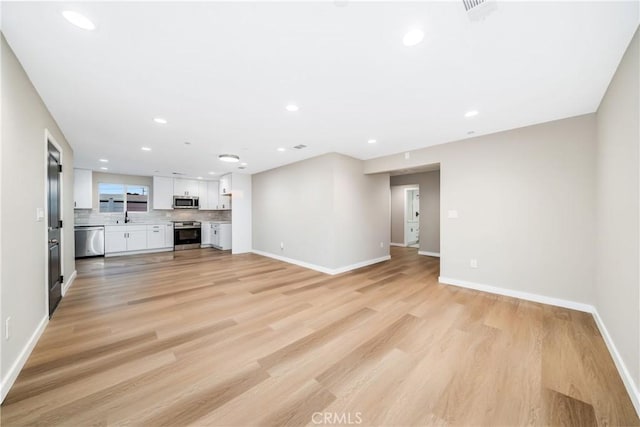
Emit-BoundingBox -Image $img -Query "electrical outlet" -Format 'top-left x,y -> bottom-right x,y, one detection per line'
404,152 -> 411,160
280,242 -> 284,250
470,259 -> 478,268
380,241 -> 384,248
5,317 -> 10,340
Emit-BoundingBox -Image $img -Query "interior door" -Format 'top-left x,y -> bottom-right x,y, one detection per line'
47,141 -> 63,317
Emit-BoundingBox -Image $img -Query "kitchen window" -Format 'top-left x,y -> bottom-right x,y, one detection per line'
99,183 -> 149,213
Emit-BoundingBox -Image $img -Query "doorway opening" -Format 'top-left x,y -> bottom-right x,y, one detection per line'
388,165 -> 440,263
405,187 -> 420,247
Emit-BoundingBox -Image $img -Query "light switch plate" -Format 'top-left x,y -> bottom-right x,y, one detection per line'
36,208 -> 44,221
448,210 -> 458,219
404,152 -> 411,160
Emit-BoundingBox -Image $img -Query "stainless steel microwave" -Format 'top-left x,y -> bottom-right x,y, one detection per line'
173,195 -> 199,209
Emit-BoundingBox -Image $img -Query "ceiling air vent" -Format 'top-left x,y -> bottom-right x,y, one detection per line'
463,0 -> 485,12
293,144 -> 307,150
463,0 -> 497,21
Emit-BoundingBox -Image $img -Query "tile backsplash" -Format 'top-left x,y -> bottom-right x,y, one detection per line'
74,209 -> 231,225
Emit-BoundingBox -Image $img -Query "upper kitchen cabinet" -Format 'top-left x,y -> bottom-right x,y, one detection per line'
199,181 -> 220,210
153,176 -> 173,210
219,174 -> 231,196
74,169 -> 93,209
174,179 -> 199,197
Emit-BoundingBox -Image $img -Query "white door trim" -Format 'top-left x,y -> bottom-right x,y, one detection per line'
403,186 -> 419,246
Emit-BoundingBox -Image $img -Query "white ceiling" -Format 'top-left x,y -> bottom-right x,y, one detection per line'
2,1 -> 638,178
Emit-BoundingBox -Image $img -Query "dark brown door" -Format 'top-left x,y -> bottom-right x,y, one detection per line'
47,141 -> 62,317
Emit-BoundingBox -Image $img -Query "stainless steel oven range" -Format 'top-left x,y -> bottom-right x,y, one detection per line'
173,221 -> 201,250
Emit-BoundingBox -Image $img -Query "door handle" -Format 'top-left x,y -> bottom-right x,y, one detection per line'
49,239 -> 58,244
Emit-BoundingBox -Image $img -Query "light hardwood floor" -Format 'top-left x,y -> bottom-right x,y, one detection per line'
1,247 -> 638,426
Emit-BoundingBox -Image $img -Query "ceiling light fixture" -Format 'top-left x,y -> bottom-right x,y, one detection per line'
197,176 -> 203,179
218,154 -> 240,163
100,167 -> 108,170
465,110 -> 479,118
141,147 -> 152,151
99,158 -> 108,163
285,104 -> 299,112
208,171 -> 216,175
403,29 -> 424,47
62,11 -> 96,31
368,139 -> 377,144
153,117 -> 167,124
240,162 -> 248,166
277,147 -> 286,152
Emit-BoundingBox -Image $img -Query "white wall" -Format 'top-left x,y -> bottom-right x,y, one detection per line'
1,34 -> 76,400
595,27 -> 639,403
365,114 -> 597,305
331,154 -> 390,269
390,171 -> 441,254
231,173 -> 252,254
252,153 -> 390,273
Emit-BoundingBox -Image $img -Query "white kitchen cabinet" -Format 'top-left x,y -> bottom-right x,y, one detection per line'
198,181 -> 221,210
74,169 -> 93,209
127,229 -> 147,251
198,181 -> 209,210
201,221 -> 212,246
218,195 -> 231,210
212,223 -> 232,250
153,176 -> 174,210
208,181 -> 220,210
105,229 -> 127,253
165,223 -> 174,248
105,224 -> 176,254
174,179 -> 199,197
219,174 -> 231,196
147,225 -> 165,249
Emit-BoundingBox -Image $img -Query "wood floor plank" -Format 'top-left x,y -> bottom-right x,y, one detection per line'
1,247 -> 637,426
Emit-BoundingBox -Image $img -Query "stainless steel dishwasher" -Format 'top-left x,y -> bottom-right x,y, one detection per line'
74,226 -> 105,258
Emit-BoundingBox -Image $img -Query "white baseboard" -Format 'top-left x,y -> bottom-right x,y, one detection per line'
591,309 -> 640,416
389,243 -> 405,247
418,251 -> 440,257
438,275 -> 640,418
251,249 -> 390,275
62,269 -> 77,296
0,315 -> 48,403
438,276 -> 593,312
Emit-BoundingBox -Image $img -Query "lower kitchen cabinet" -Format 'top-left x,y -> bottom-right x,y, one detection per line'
105,224 -> 172,255
147,225 -> 165,249
201,221 -> 212,247
212,223 -> 232,250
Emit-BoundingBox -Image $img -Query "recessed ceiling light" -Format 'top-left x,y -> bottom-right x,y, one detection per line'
197,176 -> 203,180
285,104 -> 299,112
62,11 -> 96,31
465,110 -> 479,118
100,167 -> 108,170
240,162 -> 248,166
153,117 -> 167,124
403,29 -> 424,47
141,147 -> 152,151
368,139 -> 377,144
99,158 -> 108,163
277,147 -> 286,152
219,154 -> 240,163
208,171 -> 216,175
